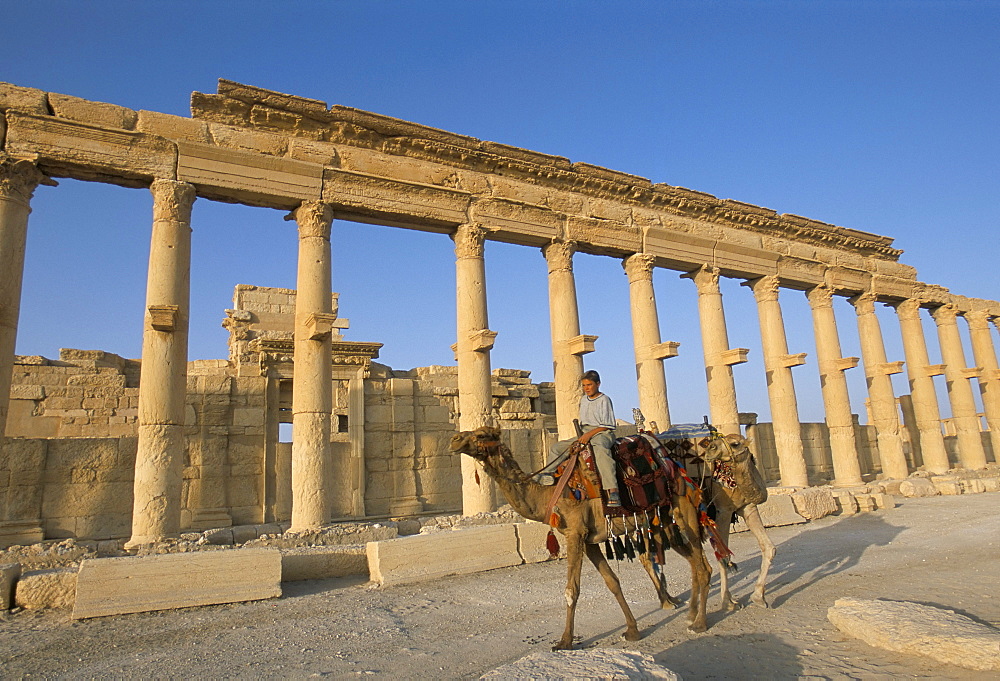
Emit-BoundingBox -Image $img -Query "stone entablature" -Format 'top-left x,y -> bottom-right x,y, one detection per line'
5,77 -> 997,313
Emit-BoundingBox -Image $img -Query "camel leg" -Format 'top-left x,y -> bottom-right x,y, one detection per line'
713,498 -> 742,611
638,552 -> 682,609
674,506 -> 711,633
584,543 -> 641,641
742,504 -> 776,608
554,533 -> 586,650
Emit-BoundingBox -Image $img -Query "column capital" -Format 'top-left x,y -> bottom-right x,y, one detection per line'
743,274 -> 780,302
453,223 -> 488,258
848,291 -> 877,315
622,252 -> 655,283
682,264 -> 721,295
150,179 -> 196,223
961,308 -> 992,330
287,201 -> 333,239
0,154 -> 56,207
891,297 -> 924,320
542,238 -> 576,273
930,302 -> 959,324
805,284 -> 835,310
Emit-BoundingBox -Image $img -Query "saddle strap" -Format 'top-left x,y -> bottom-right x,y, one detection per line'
545,446 -> 581,527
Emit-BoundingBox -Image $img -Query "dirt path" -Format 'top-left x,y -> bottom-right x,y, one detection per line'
2,493 -> 998,680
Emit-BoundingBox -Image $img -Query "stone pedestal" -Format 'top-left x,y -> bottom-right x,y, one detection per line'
0,155 -> 53,439
289,201 -> 335,531
623,253 -> 672,430
543,240 -> 589,439
891,299 -> 950,473
127,179 -> 195,548
454,224 -> 497,514
806,285 -> 863,486
745,275 -> 809,487
931,304 -> 988,469
684,266 -> 744,435
965,310 -> 1000,462
850,293 -> 908,479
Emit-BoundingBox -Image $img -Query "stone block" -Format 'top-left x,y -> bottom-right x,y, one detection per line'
515,521 -> 559,564
231,525 -> 258,544
72,548 -> 282,619
790,487 -> 838,520
931,477 -> 962,495
367,524 -> 521,587
1,563 -> 22,609
898,478 -> 938,497
280,546 -> 368,581
871,492 -> 895,509
204,528 -> 235,545
15,567 -> 78,609
482,650 -> 680,681
854,494 -> 877,512
49,93 -> 138,130
960,478 -> 986,494
982,476 -> 1000,493
831,490 -> 858,515
137,110 -> 211,142
828,598 -> 1000,672
0,81 -> 49,114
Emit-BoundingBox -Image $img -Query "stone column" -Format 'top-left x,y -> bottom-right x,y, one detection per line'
805,285 -> 864,486
849,292 -> 908,479
543,240 -> 595,439
891,299 -> 950,473
623,253 -> 676,430
682,266 -> 746,435
744,275 -> 809,487
289,201 -> 335,531
127,179 -> 196,547
454,223 -> 497,514
964,310 -> 1000,462
0,155 -> 53,439
931,303 -> 988,469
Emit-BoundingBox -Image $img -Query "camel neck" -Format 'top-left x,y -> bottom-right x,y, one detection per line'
481,445 -> 552,523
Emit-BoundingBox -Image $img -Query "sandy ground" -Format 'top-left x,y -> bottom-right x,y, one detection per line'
2,492 -> 998,680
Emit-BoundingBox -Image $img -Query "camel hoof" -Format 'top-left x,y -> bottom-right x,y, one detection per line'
752,596 -> 770,609
722,598 -> 743,612
623,628 -> 642,642
687,623 -> 707,634
551,640 -> 574,651
662,595 -> 684,610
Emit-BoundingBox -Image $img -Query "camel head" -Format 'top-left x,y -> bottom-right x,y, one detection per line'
449,426 -> 503,461
702,433 -> 753,464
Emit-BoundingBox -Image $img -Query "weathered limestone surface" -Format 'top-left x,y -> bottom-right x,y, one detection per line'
791,487 -> 838,520
72,548 -> 281,619
14,567 -> 77,609
731,492 -> 806,532
1,562 -> 21,609
367,524 -> 522,587
280,545 -> 367,581
481,650 -> 680,680
828,598 -> 1000,672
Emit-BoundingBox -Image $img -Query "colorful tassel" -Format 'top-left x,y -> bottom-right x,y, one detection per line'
546,529 -> 560,559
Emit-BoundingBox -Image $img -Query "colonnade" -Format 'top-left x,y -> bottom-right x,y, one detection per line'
2,153 -> 1000,544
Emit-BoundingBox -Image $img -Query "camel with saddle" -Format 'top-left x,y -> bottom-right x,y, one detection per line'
448,422 -> 774,650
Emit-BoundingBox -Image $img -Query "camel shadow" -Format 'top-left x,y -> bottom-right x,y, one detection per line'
742,511 -> 904,609
654,633 -> 803,680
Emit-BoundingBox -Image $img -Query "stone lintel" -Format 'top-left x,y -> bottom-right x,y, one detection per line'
323,168 -> 470,230
178,140 -> 322,209
924,364 -> 946,377
566,334 -> 598,356
718,347 -> 750,366
648,341 -> 680,360
471,197 -> 560,246
148,304 -> 179,332
779,352 -> 808,368
879,360 -> 905,376
644,230 -> 716,272
6,112 -> 176,187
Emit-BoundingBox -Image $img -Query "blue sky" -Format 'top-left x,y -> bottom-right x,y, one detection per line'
5,0 -> 999,424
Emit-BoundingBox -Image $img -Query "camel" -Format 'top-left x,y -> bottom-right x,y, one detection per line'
697,432 -> 776,609
449,426 -> 712,650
